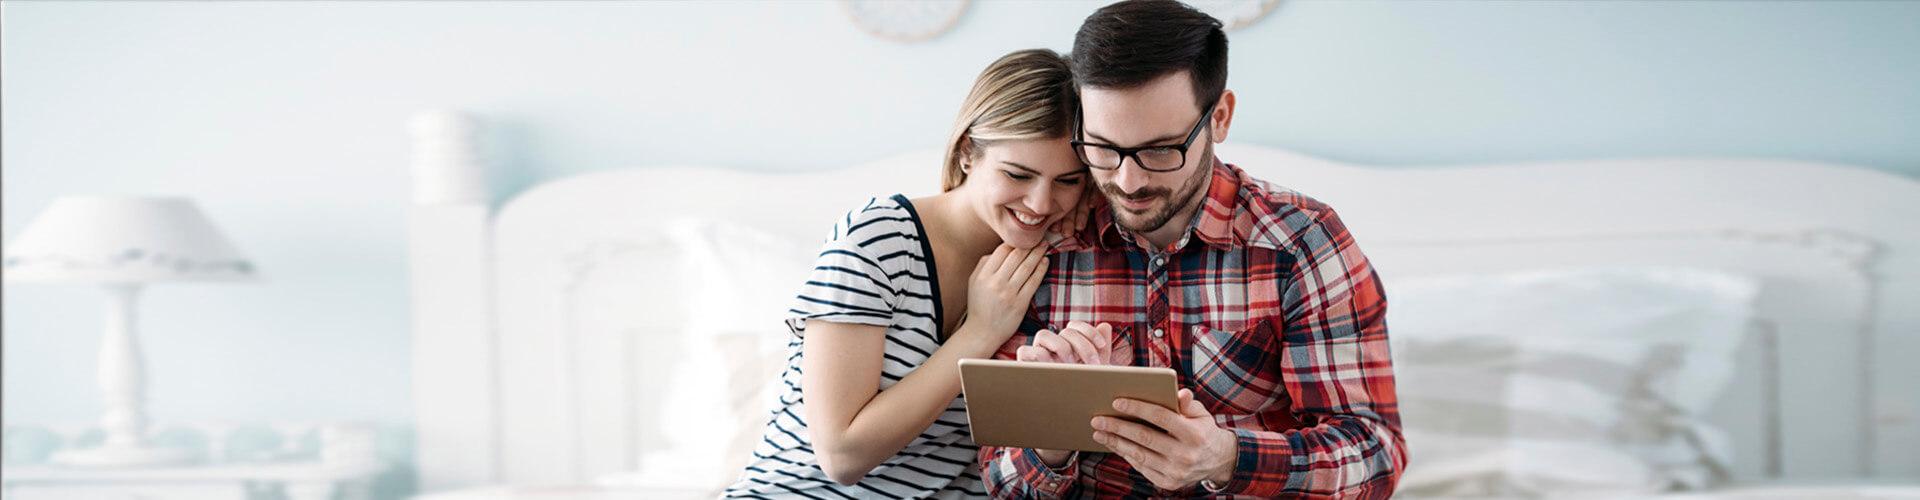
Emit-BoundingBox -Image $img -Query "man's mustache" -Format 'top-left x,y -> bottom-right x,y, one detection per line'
1101,184 -> 1170,202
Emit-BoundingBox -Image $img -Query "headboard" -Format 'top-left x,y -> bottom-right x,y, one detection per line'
404,113 -> 1920,494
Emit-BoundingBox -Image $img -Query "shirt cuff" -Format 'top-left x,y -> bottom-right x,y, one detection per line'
1017,448 -> 1078,495
1222,427 -> 1290,496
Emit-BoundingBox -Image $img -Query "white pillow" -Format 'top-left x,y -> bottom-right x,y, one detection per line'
1385,267 -> 1760,497
603,218 -> 811,492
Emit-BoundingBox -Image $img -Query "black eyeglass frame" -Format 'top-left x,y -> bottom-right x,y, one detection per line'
1071,110 -> 1211,173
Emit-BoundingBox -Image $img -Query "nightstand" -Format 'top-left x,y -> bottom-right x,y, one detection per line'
2,421 -> 392,500
1,460 -> 384,500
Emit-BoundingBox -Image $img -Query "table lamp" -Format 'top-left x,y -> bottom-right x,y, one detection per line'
3,196 -> 257,466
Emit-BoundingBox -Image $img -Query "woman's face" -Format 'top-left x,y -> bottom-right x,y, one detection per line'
963,137 -> 1088,249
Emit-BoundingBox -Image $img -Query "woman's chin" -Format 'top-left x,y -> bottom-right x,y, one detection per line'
995,228 -> 1045,250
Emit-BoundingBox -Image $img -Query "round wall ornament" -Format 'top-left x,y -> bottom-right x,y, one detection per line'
840,0 -> 971,43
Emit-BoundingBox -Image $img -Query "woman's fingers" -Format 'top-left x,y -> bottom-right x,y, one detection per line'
981,244 -> 1014,279
1073,195 -> 1091,233
1016,256 -> 1047,300
1009,245 -> 1045,285
1000,246 -> 1030,285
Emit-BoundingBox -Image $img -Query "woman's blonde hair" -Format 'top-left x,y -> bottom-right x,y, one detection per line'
941,49 -> 1077,192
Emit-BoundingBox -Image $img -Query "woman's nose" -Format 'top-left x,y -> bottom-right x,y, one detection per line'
1025,186 -> 1059,215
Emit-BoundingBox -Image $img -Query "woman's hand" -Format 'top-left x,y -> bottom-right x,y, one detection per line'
1048,188 -> 1094,237
964,244 -> 1048,344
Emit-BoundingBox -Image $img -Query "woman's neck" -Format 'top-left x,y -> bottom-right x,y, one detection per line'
921,191 -> 1001,259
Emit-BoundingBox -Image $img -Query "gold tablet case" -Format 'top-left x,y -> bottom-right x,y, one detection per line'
957,358 -> 1180,453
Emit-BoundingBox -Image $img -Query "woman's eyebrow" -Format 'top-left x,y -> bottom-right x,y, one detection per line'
1003,161 -> 1084,178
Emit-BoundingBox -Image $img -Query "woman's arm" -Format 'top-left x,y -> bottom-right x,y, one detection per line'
802,319 -> 1001,484
802,244 -> 1046,485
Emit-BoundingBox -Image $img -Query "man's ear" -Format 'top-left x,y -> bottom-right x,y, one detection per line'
1209,89 -> 1236,144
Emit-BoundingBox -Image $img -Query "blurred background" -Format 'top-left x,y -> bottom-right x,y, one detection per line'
4,1 -> 1917,499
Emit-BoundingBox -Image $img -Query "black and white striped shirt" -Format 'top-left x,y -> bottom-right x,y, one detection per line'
723,195 -> 984,499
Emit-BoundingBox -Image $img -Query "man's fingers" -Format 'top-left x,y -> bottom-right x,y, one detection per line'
1113,397 -> 1198,442
1061,328 -> 1104,365
1032,331 -> 1074,362
1092,425 -> 1168,474
1185,398 -> 1208,417
1094,416 -> 1170,454
1179,389 -> 1209,417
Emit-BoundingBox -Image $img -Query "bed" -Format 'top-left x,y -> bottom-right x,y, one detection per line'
402,112 -> 1920,498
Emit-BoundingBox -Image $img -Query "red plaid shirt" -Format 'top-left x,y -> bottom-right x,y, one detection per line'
979,160 -> 1405,499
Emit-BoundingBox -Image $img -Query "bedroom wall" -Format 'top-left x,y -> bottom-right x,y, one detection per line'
5,0 -> 1917,482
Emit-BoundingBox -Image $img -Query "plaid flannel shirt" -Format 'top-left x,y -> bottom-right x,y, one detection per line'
979,160 -> 1406,499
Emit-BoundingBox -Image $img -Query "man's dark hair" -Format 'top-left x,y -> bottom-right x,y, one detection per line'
1071,0 -> 1229,112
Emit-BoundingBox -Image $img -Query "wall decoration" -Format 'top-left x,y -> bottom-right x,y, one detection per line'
841,0 -> 969,43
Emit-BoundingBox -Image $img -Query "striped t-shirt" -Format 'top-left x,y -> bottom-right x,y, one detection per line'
723,194 -> 984,499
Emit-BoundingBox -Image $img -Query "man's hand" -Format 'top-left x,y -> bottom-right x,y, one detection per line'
1016,321 -> 1126,468
1015,321 -> 1121,365
1091,389 -> 1238,492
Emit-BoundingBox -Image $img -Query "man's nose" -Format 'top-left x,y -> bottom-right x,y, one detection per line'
1110,158 -> 1149,194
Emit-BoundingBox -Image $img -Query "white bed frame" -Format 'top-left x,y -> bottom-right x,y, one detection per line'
404,113 -> 1920,495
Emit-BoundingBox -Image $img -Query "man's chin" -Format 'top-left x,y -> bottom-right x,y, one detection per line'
1111,210 -> 1160,234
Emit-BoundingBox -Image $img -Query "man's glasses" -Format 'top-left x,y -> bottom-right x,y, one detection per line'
1071,111 -> 1209,173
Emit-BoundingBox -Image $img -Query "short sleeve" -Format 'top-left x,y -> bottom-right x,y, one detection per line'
784,202 -> 903,336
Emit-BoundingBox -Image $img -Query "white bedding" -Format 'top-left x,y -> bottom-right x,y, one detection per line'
407,138 -> 1920,496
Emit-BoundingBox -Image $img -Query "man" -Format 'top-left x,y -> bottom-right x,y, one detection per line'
978,1 -> 1406,497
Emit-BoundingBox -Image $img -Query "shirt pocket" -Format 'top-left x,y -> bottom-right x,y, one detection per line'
1188,319 -> 1283,415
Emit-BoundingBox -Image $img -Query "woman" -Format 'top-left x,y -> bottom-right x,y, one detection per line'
723,49 -> 1088,499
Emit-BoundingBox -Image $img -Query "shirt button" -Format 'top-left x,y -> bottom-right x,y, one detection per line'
1153,256 -> 1166,266
1152,328 -> 1165,338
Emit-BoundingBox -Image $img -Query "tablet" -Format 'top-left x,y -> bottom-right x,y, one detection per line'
957,358 -> 1179,453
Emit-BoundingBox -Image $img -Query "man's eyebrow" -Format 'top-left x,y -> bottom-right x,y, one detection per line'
1084,129 -> 1188,148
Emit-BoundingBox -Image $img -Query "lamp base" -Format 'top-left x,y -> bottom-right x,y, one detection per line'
51,445 -> 196,467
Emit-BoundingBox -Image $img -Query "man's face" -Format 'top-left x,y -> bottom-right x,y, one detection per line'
1078,71 -> 1218,235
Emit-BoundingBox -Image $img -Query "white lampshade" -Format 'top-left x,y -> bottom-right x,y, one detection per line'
3,196 -> 256,284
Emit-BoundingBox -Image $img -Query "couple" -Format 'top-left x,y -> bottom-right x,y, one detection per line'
726,1 -> 1404,498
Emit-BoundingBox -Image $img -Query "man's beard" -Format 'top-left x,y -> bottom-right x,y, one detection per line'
1102,144 -> 1212,235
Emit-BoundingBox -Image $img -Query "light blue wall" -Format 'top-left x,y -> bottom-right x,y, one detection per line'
5,0 -> 1916,435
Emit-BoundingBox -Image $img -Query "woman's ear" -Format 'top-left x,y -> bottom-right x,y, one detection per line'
1209,89 -> 1236,144
957,137 -> 976,174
